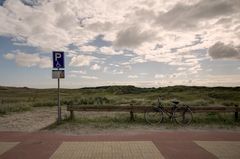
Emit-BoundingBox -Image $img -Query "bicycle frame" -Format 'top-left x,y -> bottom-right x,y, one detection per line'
155,97 -> 178,119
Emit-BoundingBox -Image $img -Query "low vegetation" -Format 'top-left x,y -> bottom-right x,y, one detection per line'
0,85 -> 239,115
46,112 -> 240,131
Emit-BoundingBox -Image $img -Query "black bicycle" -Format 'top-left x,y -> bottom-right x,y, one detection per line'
144,97 -> 193,125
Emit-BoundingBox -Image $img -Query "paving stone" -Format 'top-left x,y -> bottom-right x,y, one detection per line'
195,141 -> 240,159
50,141 -> 164,159
0,142 -> 19,155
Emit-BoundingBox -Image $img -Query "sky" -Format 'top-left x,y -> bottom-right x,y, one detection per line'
0,0 -> 240,88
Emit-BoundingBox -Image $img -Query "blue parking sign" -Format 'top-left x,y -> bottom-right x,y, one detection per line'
53,51 -> 64,68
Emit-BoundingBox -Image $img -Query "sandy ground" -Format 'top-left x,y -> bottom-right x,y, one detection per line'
0,107 -> 65,132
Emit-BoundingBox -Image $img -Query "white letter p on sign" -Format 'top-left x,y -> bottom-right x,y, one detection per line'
55,53 -> 62,61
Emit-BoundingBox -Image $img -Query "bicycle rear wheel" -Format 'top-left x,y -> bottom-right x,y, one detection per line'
144,108 -> 164,125
173,107 -> 193,125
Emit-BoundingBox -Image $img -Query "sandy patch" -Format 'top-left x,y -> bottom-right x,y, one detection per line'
0,107 -> 65,132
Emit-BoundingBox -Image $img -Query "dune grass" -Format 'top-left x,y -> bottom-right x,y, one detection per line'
0,85 -> 239,116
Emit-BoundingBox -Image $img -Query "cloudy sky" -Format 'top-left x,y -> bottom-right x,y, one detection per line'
0,0 -> 240,88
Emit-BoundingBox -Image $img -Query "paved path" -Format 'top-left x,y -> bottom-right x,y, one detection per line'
0,131 -> 240,159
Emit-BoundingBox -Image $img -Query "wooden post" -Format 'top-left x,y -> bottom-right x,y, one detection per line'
235,105 -> 238,122
130,104 -> 135,121
70,110 -> 74,120
130,111 -> 134,121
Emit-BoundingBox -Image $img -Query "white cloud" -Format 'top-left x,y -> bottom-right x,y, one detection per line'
79,45 -> 97,52
188,64 -> 202,74
90,64 -> 101,70
140,73 -> 148,75
154,74 -> 164,78
169,72 -> 187,79
69,70 -> 87,77
81,75 -> 98,80
69,70 -> 86,74
0,0 -> 239,55
129,56 -> 147,64
0,0 -> 240,87
103,66 -> 108,73
128,75 -> 138,79
177,67 -> 187,71
69,55 -> 97,67
4,51 -> 51,68
38,56 -> 51,68
113,69 -> 124,74
0,0 -> 95,51
99,47 -> 123,55
123,65 -> 132,70
206,68 -> 212,72
69,74 -> 77,78
155,0 -> 239,30
193,74 -> 240,87
0,0 -> 239,60
114,25 -> 156,48
4,53 -> 15,60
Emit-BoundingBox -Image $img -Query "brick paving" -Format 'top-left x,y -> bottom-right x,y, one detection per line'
50,141 -> 164,159
0,142 -> 19,156
0,131 -> 240,159
195,141 -> 240,159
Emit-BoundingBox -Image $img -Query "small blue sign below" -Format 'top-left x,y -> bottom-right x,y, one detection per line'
53,51 -> 64,68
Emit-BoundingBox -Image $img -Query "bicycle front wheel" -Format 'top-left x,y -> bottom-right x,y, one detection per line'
174,107 -> 193,125
144,108 -> 164,125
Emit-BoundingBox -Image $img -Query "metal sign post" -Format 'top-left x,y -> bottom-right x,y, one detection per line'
52,51 -> 65,124
57,68 -> 61,123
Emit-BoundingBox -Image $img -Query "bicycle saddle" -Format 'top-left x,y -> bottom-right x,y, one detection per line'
172,101 -> 179,105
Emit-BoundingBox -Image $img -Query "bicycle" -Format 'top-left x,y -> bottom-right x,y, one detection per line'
144,97 -> 193,125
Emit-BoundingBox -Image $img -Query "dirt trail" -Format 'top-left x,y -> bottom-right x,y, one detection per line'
0,107 -> 64,132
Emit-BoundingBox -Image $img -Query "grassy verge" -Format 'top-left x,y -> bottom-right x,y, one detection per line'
46,112 -> 240,131
1,85 -> 239,115
192,113 -> 240,127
